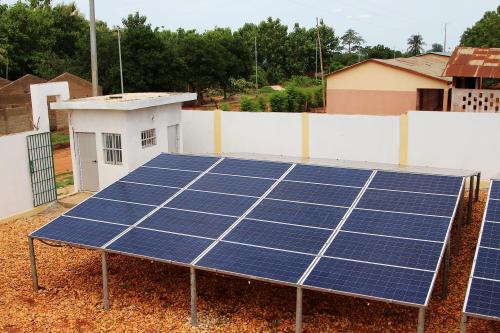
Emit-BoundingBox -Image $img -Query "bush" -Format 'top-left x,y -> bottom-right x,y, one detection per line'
285,85 -> 306,112
313,87 -> 324,108
250,66 -> 269,88
269,92 -> 288,112
240,96 -> 257,111
257,96 -> 267,112
259,86 -> 275,94
285,75 -> 319,88
220,102 -> 230,111
229,78 -> 254,95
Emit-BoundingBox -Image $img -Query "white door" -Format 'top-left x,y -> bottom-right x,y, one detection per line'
167,125 -> 179,153
76,132 -> 99,191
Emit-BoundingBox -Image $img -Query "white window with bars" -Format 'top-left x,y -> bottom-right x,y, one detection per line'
102,133 -> 122,165
141,128 -> 157,148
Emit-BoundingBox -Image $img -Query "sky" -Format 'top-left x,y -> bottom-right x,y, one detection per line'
3,0 -> 498,51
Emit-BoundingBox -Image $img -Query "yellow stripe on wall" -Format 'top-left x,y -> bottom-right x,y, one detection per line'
214,110 -> 222,155
399,114 -> 408,166
302,112 -> 309,160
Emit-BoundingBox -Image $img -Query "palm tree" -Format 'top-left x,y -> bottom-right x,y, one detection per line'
407,34 -> 426,56
341,29 -> 365,54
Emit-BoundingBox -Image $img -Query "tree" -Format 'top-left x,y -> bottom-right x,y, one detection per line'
341,29 -> 364,53
430,43 -> 443,52
407,34 -> 425,56
460,6 -> 500,47
362,44 -> 402,59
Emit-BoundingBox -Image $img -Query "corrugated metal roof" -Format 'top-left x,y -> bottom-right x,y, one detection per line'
443,47 -> 500,78
375,57 -> 451,82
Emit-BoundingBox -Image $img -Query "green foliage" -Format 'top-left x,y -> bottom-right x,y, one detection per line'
313,86 -> 324,108
228,78 -> 254,95
362,44 -> 402,59
257,96 -> 266,112
269,92 -> 288,112
284,75 -> 319,88
430,43 -> 444,52
407,34 -> 426,56
250,65 -> 268,88
50,132 -> 70,146
240,96 -> 257,111
285,85 -> 306,112
55,172 -> 74,189
341,29 -> 365,53
460,6 -> 500,47
220,102 -> 230,111
259,86 -> 275,94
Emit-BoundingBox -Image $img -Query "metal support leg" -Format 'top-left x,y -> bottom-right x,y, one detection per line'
190,267 -> 198,327
460,313 -> 467,333
467,176 -> 474,225
442,241 -> 450,299
28,237 -> 39,292
295,287 -> 303,333
101,252 -> 110,311
455,190 -> 464,256
417,308 -> 425,333
475,173 -> 481,202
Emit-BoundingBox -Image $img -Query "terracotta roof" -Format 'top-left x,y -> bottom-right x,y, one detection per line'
443,47 -> 500,78
0,77 -> 11,88
326,57 -> 451,83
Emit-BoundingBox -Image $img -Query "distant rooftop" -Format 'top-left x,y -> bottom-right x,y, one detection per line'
443,47 -> 500,78
418,51 -> 452,57
376,57 -> 451,82
51,92 -> 197,110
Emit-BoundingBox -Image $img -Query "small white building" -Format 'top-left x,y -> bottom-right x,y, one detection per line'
51,92 -> 196,192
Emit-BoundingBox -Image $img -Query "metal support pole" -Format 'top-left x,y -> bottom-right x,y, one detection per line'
442,241 -> 450,299
28,237 -> 39,292
190,267 -> 198,327
89,0 -> 99,96
460,313 -> 467,333
417,308 -> 425,333
475,173 -> 481,202
467,176 -> 474,225
117,28 -> 124,94
295,287 -> 303,333
101,252 -> 110,310
455,189 -> 465,256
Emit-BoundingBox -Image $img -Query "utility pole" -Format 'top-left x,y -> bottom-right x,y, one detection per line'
443,23 -> 447,52
89,0 -> 99,96
254,36 -> 258,93
5,60 -> 8,80
315,37 -> 318,80
117,28 -> 124,94
316,18 -> 325,110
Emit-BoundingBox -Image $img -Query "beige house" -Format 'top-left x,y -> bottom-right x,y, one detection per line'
325,57 -> 452,115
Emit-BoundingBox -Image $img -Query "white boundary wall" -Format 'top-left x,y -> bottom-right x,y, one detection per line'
408,111 -> 500,179
221,111 -> 302,157
309,114 -> 400,164
182,110 -> 214,154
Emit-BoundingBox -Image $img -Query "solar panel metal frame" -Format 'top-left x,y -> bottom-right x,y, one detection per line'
462,180 -> 500,323
28,152 -> 469,332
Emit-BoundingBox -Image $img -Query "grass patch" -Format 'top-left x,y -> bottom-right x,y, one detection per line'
50,132 -> 70,146
55,172 -> 73,189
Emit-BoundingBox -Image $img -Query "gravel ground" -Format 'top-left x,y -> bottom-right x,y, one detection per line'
1,191 -> 499,333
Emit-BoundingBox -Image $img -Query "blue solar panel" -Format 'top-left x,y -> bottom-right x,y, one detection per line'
166,190 -> 257,216
325,232 -> 441,271
486,199 -> 500,222
357,189 -> 457,217
66,198 -> 154,225
144,153 -> 219,171
139,208 -> 236,239
197,241 -> 314,283
95,182 -> 178,206
190,173 -> 274,197
465,278 -> 500,318
210,158 -> 291,179
223,219 -> 331,254
370,171 -> 462,195
248,199 -> 347,229
268,181 -> 360,207
304,257 -> 433,305
122,167 -> 198,188
480,222 -> 500,249
490,181 -> 500,200
474,248 -> 500,281
106,228 -> 213,263
285,164 -> 371,187
342,209 -> 450,242
32,216 -> 127,248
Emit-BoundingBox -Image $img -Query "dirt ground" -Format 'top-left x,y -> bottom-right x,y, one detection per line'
53,147 -> 72,175
1,191 -> 499,333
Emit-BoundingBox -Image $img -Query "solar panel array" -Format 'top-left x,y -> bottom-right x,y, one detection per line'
464,180 -> 500,319
31,153 -> 464,307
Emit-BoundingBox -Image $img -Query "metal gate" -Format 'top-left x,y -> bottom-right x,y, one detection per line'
27,132 -> 57,206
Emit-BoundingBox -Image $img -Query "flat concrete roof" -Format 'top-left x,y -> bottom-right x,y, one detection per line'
51,92 -> 197,110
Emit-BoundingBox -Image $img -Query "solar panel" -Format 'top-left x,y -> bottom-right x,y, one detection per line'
285,164 -> 371,187
247,199 -> 347,229
463,180 -> 500,322
30,153 -> 465,315
197,241 -> 314,283
370,171 -> 462,195
31,216 -> 127,248
268,181 -> 360,207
